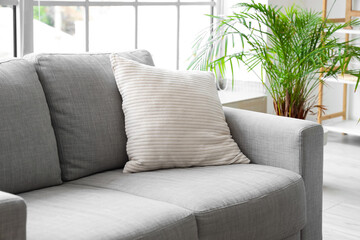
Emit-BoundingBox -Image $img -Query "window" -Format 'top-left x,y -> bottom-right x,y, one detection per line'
33,5 -> 86,53
0,0 -> 18,58
27,0 -> 217,69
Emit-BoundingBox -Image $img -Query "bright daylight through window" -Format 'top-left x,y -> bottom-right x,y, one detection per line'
27,0 -> 216,69
0,1 -> 17,58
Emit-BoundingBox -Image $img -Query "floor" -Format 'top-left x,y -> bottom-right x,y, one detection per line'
323,132 -> 360,240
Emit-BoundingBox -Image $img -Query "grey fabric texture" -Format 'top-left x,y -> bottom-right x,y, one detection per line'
20,184 -> 197,240
284,232 -> 301,240
0,59 -> 62,194
24,50 -> 155,181
223,107 -> 323,240
72,164 -> 306,240
0,191 -> 26,240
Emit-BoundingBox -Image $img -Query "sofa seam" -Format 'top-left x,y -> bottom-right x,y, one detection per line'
68,181 -> 201,217
133,214 -> 197,240
67,181 -> 195,213
69,177 -> 304,240
69,177 -> 303,215
66,182 -> 198,239
0,197 -> 25,205
0,58 -> 25,64
196,177 -> 304,215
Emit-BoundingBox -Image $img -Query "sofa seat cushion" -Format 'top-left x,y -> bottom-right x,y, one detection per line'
20,184 -> 197,240
72,164 -> 306,240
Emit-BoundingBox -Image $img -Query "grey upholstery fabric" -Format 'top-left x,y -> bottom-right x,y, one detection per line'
0,59 -> 62,194
223,107 -> 323,240
72,164 -> 306,240
20,184 -> 197,240
0,191 -> 26,240
25,50 -> 155,181
284,232 -> 301,240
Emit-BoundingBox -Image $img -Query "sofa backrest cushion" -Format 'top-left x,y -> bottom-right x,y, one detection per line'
0,59 -> 62,193
25,50 -> 155,181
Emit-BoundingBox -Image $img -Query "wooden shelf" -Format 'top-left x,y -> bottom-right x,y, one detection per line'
319,0 -> 358,128
323,120 -> 360,136
323,74 -> 358,85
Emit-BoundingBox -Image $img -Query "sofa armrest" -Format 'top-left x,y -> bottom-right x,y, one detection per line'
0,191 -> 26,240
223,107 -> 323,240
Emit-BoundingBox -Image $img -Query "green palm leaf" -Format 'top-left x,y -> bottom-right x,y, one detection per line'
189,0 -> 360,119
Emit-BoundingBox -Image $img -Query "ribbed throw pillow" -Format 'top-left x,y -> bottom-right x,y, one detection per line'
110,54 -> 250,173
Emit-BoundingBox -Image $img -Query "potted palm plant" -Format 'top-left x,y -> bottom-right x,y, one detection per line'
189,1 -> 360,119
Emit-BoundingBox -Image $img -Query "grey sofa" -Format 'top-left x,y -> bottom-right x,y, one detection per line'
0,50 -> 323,240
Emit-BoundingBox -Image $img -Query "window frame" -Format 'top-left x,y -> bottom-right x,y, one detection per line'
22,0 -> 220,69
13,4 -> 17,57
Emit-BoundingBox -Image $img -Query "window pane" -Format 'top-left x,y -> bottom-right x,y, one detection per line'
0,6 -> 14,58
89,7 -> 135,52
138,6 -> 177,69
33,6 -> 85,53
179,6 -> 211,70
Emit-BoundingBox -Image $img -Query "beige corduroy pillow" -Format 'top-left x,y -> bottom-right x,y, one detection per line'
110,54 -> 250,173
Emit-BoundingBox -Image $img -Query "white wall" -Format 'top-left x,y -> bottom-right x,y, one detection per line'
269,0 -> 303,8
